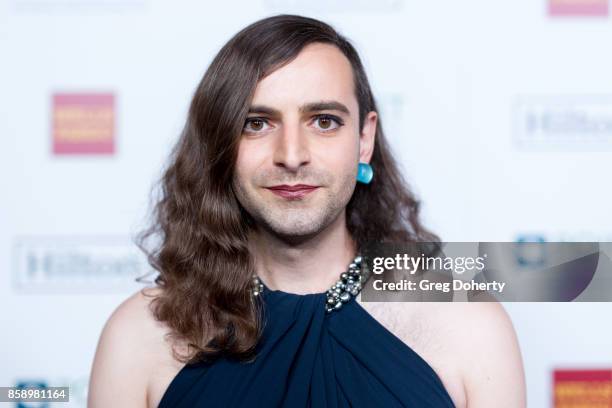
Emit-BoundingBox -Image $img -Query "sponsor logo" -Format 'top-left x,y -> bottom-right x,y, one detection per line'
513,95 -> 612,151
554,369 -> 612,407
52,93 -> 115,155
14,376 -> 88,407
549,0 -> 609,17
12,235 -> 149,293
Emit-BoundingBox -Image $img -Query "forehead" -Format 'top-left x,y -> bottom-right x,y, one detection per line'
250,42 -> 356,113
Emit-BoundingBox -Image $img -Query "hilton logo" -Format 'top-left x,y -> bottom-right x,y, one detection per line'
513,95 -> 612,151
12,235 -> 148,293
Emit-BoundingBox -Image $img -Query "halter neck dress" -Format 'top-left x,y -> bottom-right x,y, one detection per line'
157,281 -> 456,408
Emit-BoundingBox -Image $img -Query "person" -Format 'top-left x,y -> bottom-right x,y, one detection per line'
88,14 -> 526,408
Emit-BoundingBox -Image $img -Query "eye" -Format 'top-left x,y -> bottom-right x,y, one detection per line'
313,114 -> 344,132
243,117 -> 271,134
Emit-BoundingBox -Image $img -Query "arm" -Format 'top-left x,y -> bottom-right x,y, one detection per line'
88,291 -> 151,408
459,301 -> 527,408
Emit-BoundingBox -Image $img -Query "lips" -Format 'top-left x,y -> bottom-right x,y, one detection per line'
266,184 -> 319,199
268,184 -> 318,192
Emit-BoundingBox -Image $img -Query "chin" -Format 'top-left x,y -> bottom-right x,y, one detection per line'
270,220 -> 323,237
271,208 -> 341,237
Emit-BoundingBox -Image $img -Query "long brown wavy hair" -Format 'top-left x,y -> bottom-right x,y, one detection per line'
135,14 -> 440,365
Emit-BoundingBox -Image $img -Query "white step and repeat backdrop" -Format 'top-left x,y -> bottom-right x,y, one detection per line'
1,1 -> 611,407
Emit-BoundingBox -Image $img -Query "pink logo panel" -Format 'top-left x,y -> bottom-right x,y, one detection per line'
549,0 -> 609,16
53,93 -> 115,155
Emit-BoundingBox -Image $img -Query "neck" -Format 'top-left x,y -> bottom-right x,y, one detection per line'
249,209 -> 358,295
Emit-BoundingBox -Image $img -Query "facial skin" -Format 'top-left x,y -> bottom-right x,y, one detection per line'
232,42 -> 378,244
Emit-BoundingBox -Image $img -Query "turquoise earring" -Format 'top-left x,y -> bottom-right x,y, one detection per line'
356,162 -> 373,184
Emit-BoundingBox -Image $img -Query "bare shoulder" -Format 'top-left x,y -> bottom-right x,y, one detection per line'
88,286 -> 186,408
356,294 -> 526,408
357,299 -> 467,407
430,300 -> 527,408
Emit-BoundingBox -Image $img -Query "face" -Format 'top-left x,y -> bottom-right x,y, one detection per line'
232,42 -> 377,241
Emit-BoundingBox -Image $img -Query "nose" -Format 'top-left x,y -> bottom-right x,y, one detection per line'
272,121 -> 311,172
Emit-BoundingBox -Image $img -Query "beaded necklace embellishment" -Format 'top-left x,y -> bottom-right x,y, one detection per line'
251,255 -> 366,313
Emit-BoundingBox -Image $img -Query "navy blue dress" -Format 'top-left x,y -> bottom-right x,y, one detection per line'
158,283 -> 456,407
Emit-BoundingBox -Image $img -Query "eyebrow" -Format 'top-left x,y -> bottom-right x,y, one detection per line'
247,100 -> 351,116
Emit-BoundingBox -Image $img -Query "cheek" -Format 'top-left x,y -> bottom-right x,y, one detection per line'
233,153 -> 251,191
235,144 -> 258,177
317,138 -> 359,172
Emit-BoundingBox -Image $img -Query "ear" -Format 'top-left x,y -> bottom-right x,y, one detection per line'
359,111 -> 378,163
